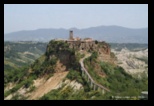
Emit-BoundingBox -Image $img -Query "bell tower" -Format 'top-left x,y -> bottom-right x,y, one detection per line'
69,30 -> 74,40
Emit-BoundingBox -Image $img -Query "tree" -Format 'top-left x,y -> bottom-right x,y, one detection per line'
95,40 -> 98,44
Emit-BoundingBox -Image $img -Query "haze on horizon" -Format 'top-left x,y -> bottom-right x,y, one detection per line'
4,4 -> 148,34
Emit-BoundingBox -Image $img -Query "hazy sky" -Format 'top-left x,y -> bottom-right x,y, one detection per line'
4,4 -> 148,34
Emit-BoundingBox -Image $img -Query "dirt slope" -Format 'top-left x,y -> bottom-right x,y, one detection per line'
29,71 -> 68,100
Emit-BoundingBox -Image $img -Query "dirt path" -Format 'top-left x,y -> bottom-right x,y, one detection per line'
29,71 -> 68,100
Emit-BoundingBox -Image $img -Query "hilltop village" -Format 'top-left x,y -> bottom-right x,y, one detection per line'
55,30 -> 111,55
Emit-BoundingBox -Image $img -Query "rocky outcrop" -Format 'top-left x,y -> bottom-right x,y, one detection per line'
46,40 -> 79,71
45,40 -> 111,72
66,40 -> 110,55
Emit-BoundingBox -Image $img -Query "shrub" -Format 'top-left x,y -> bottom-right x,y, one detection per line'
66,69 -> 84,84
29,86 -> 35,92
95,40 -> 98,44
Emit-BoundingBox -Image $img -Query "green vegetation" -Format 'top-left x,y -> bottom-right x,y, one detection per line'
28,86 -> 36,92
11,93 -> 27,100
40,86 -> 104,100
30,55 -> 56,77
66,69 -> 84,84
4,41 -> 47,71
4,41 -> 47,56
100,62 -> 148,94
4,41 -> 148,100
95,40 -> 98,44
110,52 -> 116,58
76,52 -> 85,62
4,40 -> 80,99
45,40 -> 70,56
40,70 -> 111,100
84,56 -> 109,88
48,40 -> 80,70
84,53 -> 148,98
87,51 -> 98,63
30,40 -> 78,77
4,76 -> 34,98
4,66 -> 29,87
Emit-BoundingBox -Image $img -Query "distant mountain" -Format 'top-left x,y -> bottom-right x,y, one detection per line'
4,25 -> 148,43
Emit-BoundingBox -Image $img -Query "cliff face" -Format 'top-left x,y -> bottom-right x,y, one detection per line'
66,40 -> 110,55
45,40 -> 111,72
46,40 -> 79,71
97,41 -> 111,55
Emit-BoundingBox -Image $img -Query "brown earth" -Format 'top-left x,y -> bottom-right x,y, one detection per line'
28,71 -> 68,100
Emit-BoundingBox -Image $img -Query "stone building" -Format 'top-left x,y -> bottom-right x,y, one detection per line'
66,30 -> 110,55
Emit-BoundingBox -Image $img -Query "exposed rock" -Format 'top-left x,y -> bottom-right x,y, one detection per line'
56,79 -> 83,90
112,48 -> 148,78
66,40 -> 110,55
